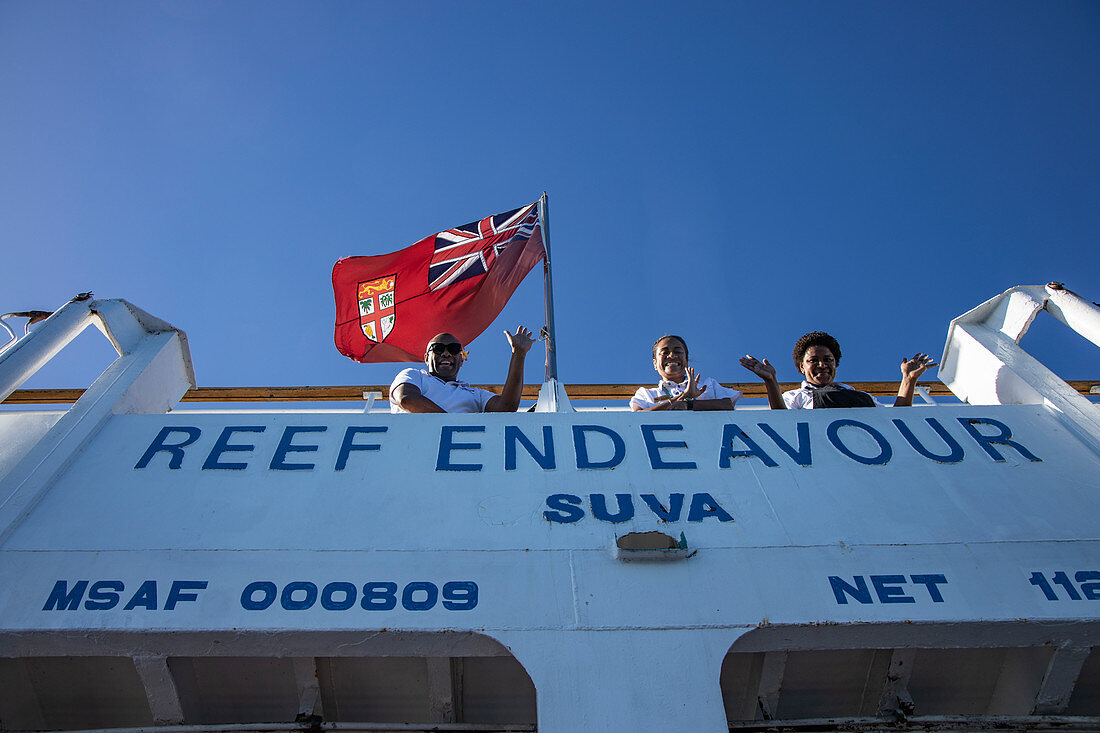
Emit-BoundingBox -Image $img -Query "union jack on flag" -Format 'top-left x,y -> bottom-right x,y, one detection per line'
333,199 -> 546,363
428,204 -> 539,291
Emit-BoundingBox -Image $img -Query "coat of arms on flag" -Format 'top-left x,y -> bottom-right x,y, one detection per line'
357,275 -> 396,342
332,201 -> 546,363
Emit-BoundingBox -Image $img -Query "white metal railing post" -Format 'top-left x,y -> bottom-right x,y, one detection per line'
0,295 -> 98,404
940,283 -> 1100,455
0,316 -> 16,348
1043,282 -> 1100,349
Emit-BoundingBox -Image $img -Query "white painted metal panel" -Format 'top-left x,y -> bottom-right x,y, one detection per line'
4,407 -> 1094,554
0,411 -> 63,482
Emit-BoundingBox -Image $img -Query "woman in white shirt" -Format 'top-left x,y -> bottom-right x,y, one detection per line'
631,335 -> 741,411
739,331 -> 936,409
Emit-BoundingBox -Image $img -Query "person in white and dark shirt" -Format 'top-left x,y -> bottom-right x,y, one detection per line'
390,328 -> 534,413
739,331 -> 936,409
630,335 -> 741,412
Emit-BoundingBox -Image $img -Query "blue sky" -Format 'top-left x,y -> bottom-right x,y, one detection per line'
2,1 -> 1098,396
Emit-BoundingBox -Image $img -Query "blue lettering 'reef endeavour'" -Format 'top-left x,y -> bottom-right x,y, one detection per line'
133,417 -> 1040,472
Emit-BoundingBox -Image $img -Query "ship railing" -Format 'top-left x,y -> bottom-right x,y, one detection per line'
4,380 -> 1099,413
0,294 -> 195,410
2,284 -> 1099,414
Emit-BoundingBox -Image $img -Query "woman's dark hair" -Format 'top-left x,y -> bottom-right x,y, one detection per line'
792,331 -> 841,366
652,334 -> 688,360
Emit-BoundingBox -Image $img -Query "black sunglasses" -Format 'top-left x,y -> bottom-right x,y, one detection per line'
428,342 -> 463,355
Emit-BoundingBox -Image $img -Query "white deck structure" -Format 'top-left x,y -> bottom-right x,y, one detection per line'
1,285 -> 1099,732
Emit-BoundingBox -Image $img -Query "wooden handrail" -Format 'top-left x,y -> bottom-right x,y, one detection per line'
3,381 -> 1098,404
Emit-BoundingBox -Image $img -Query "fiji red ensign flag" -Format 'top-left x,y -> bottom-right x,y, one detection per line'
333,202 -> 545,362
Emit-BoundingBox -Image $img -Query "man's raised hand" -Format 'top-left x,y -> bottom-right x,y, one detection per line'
504,326 -> 536,355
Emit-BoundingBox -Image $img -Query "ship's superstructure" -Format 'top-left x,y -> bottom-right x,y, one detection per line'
1,285 -> 1099,732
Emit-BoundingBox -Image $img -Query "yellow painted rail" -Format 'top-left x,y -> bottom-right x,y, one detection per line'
4,381 -> 1098,404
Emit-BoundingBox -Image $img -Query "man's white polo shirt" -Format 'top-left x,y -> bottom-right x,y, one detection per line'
390,369 -> 497,413
782,381 -> 882,409
631,375 -> 742,410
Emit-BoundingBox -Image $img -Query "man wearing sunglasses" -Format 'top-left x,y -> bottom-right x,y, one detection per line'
389,327 -> 536,413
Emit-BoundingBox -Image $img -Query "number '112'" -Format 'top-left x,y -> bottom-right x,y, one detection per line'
1029,571 -> 1100,601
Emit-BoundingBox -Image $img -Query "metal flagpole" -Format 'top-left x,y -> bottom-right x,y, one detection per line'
537,192 -> 558,382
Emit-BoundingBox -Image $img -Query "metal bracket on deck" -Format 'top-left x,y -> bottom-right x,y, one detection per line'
534,377 -> 574,412
0,295 -> 196,546
940,282 -> 1100,452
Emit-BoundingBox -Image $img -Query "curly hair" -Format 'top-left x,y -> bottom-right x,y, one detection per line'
792,331 -> 841,367
652,334 -> 689,360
